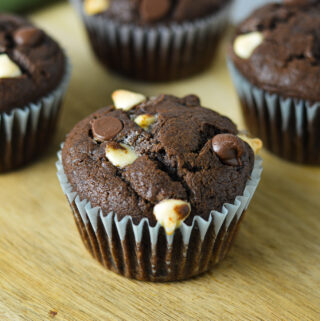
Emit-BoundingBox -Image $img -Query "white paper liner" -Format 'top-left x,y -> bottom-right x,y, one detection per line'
0,57 -> 71,171
56,146 -> 262,280
70,0 -> 231,81
228,59 -> 320,164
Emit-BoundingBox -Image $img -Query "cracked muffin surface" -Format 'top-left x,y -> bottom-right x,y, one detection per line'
229,2 -> 320,102
62,94 -> 255,226
0,14 -> 66,112
81,0 -> 229,24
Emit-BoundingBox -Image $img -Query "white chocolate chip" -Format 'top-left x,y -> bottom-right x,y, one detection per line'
233,31 -> 263,59
153,199 -> 191,235
105,142 -> 138,168
238,134 -> 263,154
134,114 -> 156,130
0,54 -> 22,78
84,0 -> 109,15
112,90 -> 146,111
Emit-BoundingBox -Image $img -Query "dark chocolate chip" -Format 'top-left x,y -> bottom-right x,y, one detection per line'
91,116 -> 123,142
182,95 -> 200,107
13,27 -> 43,47
212,133 -> 245,166
140,0 -> 171,22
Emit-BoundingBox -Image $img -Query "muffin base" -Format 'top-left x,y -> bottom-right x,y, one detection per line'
70,0 -> 231,82
57,149 -> 262,282
0,58 -> 71,172
228,60 -> 320,165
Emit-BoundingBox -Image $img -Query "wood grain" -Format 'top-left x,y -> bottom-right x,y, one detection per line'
0,3 -> 319,320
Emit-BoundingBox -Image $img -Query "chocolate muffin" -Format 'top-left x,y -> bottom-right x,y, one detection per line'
70,0 -> 232,81
228,0 -> 320,164
57,90 -> 263,281
0,14 -> 70,172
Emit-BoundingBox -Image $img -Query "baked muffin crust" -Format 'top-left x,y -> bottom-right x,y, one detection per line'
62,93 -> 255,226
82,0 -> 229,23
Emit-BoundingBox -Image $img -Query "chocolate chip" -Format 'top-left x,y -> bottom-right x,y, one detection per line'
182,95 -> 200,107
140,0 -> 171,22
13,27 -> 44,47
212,134 -> 245,166
91,116 -> 123,142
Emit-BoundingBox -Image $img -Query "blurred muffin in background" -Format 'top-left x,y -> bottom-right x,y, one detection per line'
70,0 -> 232,81
0,14 -> 70,172
228,1 -> 320,164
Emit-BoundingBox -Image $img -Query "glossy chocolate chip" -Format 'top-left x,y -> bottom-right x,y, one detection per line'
13,27 -> 43,47
212,134 -> 245,166
91,116 -> 123,142
140,0 -> 171,22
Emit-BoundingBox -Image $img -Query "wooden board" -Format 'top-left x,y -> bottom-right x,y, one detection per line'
1,3 -> 319,320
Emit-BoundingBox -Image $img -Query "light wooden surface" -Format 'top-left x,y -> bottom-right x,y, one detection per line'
0,3 -> 319,320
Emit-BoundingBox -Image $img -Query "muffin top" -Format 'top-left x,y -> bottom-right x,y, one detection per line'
62,91 -> 258,233
229,1 -> 320,103
0,14 -> 66,112
82,0 -> 229,24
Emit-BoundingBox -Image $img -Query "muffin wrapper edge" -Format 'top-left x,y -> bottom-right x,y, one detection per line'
228,59 -> 320,164
70,0 -> 231,81
57,147 -> 262,281
0,57 -> 71,172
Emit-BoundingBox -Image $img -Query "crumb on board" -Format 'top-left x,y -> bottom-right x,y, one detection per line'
49,310 -> 58,318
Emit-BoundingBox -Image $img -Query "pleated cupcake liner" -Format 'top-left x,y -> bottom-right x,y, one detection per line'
70,0 -> 231,81
228,60 -> 320,165
56,148 -> 263,281
0,57 -> 71,172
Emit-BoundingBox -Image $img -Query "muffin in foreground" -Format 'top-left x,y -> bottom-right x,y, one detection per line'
57,90 -> 262,281
0,14 -> 70,172
70,0 -> 232,81
228,1 -> 320,165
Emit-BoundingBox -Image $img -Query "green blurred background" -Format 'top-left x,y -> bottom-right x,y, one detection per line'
0,0 -> 60,12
